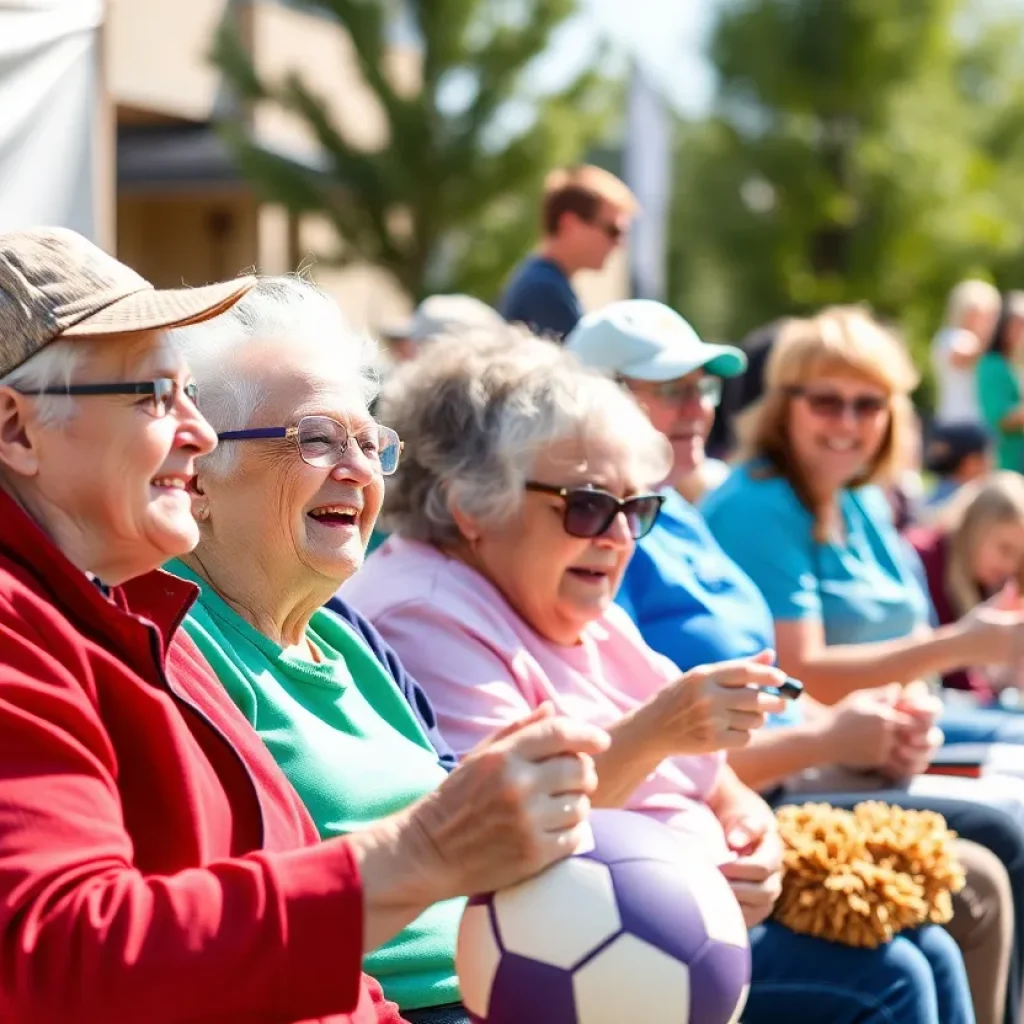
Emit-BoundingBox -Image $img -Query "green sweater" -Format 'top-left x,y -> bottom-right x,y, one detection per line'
978,352 -> 1024,471
166,559 -> 462,1011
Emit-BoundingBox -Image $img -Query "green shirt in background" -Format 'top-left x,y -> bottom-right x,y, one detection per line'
978,351 -> 1024,471
165,559 -> 463,1012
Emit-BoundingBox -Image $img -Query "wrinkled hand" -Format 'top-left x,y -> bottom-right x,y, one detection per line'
718,824 -> 784,929
645,650 -> 788,757
401,704 -> 609,902
826,685 -> 917,770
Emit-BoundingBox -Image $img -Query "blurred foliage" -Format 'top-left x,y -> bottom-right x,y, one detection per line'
211,0 -> 616,301
667,0 -> 1024,407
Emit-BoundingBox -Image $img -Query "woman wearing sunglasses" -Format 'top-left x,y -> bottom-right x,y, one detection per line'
342,329 -> 974,1024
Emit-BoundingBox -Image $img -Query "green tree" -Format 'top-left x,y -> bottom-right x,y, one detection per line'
211,0 -> 614,301
668,0 -> 1024,390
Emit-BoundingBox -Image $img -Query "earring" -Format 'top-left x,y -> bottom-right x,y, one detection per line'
194,505 -> 210,522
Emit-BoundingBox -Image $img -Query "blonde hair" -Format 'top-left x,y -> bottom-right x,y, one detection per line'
737,305 -> 919,541
945,279 -> 1001,327
937,472 -> 1024,617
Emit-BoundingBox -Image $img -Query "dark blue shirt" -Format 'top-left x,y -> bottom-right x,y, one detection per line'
325,593 -> 457,770
498,255 -> 582,340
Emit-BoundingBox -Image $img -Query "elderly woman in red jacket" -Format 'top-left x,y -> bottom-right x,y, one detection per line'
0,228 -> 608,1024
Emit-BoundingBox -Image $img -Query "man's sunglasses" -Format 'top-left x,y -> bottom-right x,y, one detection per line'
787,387 -> 889,421
591,218 -> 625,242
16,378 -> 197,418
526,482 -> 665,540
217,414 -> 403,475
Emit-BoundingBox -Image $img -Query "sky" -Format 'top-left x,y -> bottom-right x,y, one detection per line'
570,0 -> 721,116
541,0 -> 1024,117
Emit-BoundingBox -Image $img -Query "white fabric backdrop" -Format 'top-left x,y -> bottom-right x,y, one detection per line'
623,61 -> 673,303
0,0 -> 104,239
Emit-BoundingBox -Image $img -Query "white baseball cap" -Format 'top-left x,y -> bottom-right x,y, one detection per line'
566,299 -> 747,381
383,294 -> 505,343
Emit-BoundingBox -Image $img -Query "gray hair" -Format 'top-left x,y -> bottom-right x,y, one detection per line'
377,328 -> 673,545
0,339 -> 94,425
171,276 -> 379,473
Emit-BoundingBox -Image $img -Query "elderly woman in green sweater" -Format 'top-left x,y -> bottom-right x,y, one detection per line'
164,277 -> 789,1024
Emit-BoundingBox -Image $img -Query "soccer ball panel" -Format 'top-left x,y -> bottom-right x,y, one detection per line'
494,857 -> 621,969
685,862 -> 749,949
483,952 -> 577,1024
688,941 -> 752,1024
608,857 -> 714,962
581,808 -> 690,866
574,933 -> 691,1024
456,902 -> 501,1018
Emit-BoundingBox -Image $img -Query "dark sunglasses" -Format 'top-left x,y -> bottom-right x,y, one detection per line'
787,387 -> 889,421
217,414 -> 403,475
592,218 -> 625,242
16,378 -> 197,418
526,482 -> 665,540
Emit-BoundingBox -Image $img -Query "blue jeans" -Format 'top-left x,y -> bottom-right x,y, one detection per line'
746,921 -> 974,1024
942,706 -> 1024,746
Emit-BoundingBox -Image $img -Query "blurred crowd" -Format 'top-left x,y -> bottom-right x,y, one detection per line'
8,162 -> 1024,1024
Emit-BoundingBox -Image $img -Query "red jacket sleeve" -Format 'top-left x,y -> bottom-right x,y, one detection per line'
0,611 -> 374,1024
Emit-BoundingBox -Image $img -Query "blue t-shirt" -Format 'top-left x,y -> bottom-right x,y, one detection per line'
498,255 -> 582,340
617,490 -> 801,728
701,463 -> 932,648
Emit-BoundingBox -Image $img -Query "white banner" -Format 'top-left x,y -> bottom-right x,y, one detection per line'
623,61 -> 673,303
0,0 -> 104,240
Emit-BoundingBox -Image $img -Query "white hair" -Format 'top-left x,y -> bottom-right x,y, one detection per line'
378,328 -> 673,545
171,276 -> 379,474
946,279 -> 1001,326
0,339 -> 89,425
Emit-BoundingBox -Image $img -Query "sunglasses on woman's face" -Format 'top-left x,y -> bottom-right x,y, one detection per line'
787,387 -> 889,421
525,482 -> 665,540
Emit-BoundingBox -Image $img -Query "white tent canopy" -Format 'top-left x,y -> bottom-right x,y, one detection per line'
0,0 -> 104,240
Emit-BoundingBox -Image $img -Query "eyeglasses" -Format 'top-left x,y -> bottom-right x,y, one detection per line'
787,387 -> 889,421
628,376 -> 722,408
217,414 -> 403,475
525,482 -> 665,540
591,218 -> 625,242
15,378 -> 198,418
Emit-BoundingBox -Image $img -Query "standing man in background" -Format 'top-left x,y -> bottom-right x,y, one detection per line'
932,279 -> 1001,426
498,165 -> 637,340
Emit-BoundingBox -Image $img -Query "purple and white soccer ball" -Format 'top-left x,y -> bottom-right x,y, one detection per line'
456,809 -> 751,1024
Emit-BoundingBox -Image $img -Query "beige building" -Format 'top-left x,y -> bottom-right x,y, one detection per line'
105,0 -> 626,331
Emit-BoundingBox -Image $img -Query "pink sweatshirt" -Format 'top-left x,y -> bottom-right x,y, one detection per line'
342,537 -> 731,864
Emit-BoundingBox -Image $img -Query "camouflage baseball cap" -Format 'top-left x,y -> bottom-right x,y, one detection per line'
0,227 -> 255,377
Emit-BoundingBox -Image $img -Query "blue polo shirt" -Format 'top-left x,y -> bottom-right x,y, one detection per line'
700,463 -> 931,647
498,255 -> 582,340
616,490 -> 800,727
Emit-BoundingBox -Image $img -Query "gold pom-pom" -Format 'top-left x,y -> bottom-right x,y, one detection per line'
772,802 -> 965,948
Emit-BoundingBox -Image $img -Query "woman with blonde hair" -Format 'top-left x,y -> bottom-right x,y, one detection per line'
909,473 -> 1024,702
703,305 -> 1024,706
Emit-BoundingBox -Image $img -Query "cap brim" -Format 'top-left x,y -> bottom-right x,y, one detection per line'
59,277 -> 256,338
625,342 -> 748,382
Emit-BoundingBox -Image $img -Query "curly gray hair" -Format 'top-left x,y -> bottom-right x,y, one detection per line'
377,329 -> 673,545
